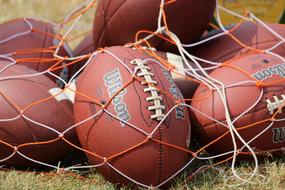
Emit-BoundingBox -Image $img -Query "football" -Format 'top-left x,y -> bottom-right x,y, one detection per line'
190,53 -> 285,155
93,0 -> 216,52
0,60 -> 77,167
0,18 -> 73,84
191,22 -> 285,66
74,46 -> 191,187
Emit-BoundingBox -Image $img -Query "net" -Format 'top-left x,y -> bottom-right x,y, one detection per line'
0,0 -> 285,188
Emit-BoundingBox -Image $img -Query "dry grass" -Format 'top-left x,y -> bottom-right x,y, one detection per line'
0,0 -> 95,49
1,159 -> 285,190
0,0 -> 285,189
0,0 -> 94,27
0,170 -> 115,190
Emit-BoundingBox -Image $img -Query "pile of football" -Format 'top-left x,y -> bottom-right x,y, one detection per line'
0,0 -> 285,189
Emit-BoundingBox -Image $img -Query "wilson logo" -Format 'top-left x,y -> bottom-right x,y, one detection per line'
161,68 -> 185,120
104,68 -> 131,127
272,127 -> 285,144
252,63 -> 285,81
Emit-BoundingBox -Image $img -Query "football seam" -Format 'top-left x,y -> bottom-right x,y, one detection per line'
195,104 -> 269,140
199,84 -> 285,135
77,103 -> 102,162
97,0 -> 113,47
193,65 -> 285,129
213,40 -> 285,62
199,103 -> 267,128
3,67 -> 44,144
158,125 -> 164,184
96,0 -> 128,47
133,79 -> 153,126
0,66 -> 70,144
146,58 -> 175,183
38,19 -> 49,72
128,52 -> 165,183
125,49 -> 165,183
150,63 -> 166,183
75,50 -> 100,91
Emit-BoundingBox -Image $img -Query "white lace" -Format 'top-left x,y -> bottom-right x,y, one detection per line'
131,59 -> 166,121
266,95 -> 285,115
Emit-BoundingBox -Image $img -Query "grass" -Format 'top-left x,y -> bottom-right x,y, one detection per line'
0,0 -> 285,189
186,159 -> 285,190
0,170 -> 115,190
1,158 -> 285,190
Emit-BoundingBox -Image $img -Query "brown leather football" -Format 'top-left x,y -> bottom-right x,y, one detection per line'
0,61 -> 77,167
93,0 -> 216,53
191,22 -> 285,66
0,18 -> 73,84
190,53 -> 285,155
74,46 -> 191,187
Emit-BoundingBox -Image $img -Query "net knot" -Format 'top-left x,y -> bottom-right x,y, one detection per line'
255,81 -> 263,88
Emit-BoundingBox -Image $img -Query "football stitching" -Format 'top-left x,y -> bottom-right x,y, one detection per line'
143,59 -> 167,183
266,95 -> 285,115
150,61 -> 173,126
125,47 -> 156,127
130,59 -> 166,121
